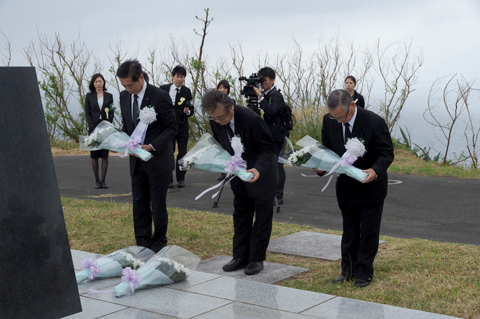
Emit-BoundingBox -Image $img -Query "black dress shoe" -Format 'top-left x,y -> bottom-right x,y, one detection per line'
101,182 -> 108,189
95,182 -> 101,189
333,275 -> 354,283
354,279 -> 371,288
178,181 -> 185,188
222,258 -> 248,272
168,181 -> 174,188
244,261 -> 264,275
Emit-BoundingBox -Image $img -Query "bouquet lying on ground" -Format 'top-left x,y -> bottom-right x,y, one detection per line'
76,246 -> 155,284
79,121 -> 153,161
113,245 -> 200,297
279,135 -> 368,191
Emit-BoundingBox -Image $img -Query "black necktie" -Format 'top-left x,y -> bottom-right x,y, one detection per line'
133,94 -> 139,127
344,122 -> 352,144
225,123 -> 234,139
175,88 -> 180,103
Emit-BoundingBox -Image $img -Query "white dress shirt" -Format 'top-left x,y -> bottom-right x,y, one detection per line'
131,80 -> 147,121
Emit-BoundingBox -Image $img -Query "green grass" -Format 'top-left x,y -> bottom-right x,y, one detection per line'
63,197 -> 480,319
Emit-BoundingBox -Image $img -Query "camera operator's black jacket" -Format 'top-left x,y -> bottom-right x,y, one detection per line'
259,87 -> 285,154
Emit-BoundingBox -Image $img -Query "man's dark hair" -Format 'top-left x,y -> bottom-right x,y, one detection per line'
88,73 -> 107,92
258,67 -> 276,80
172,65 -> 187,77
216,79 -> 230,94
116,59 -> 143,82
327,89 -> 352,111
201,89 -> 233,114
142,71 -> 149,83
345,75 -> 357,84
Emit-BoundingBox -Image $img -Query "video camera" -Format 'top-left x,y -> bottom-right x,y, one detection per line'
239,73 -> 264,114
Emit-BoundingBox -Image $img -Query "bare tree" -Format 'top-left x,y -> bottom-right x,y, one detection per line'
373,40 -> 424,133
191,8 -> 213,102
463,85 -> 479,168
23,31 -> 98,141
424,74 -> 472,165
0,31 -> 12,66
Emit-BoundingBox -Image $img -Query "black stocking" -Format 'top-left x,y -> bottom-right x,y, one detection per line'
101,158 -> 109,183
91,158 -> 100,183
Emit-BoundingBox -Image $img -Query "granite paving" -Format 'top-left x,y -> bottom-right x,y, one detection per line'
268,231 -> 386,261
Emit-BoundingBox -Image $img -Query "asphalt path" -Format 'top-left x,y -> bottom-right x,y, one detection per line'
54,155 -> 480,246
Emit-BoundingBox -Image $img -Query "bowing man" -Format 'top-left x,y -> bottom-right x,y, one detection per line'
117,59 -> 178,253
201,89 -> 278,275
318,89 -> 394,288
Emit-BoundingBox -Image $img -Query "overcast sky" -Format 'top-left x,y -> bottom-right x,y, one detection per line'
1,0 -> 479,156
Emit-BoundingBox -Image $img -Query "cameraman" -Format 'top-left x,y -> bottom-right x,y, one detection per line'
253,67 -> 287,205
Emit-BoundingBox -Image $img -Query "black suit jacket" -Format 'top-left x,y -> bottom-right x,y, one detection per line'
159,84 -> 194,126
353,90 -> 365,109
321,106 -> 394,207
120,83 -> 178,176
210,105 -> 278,197
259,88 -> 285,149
85,91 -> 114,133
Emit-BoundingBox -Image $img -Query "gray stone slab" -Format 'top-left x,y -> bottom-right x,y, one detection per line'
71,249 -> 104,271
88,286 -> 232,319
0,66 -> 81,318
268,231 -> 386,261
300,297 -> 461,319
195,302 -> 316,319
101,308 -> 177,318
168,270 -> 222,290
63,296 -> 126,319
196,255 -> 308,283
185,276 -> 335,313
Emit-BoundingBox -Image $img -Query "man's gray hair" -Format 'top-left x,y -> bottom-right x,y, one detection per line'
327,89 -> 352,111
201,89 -> 234,114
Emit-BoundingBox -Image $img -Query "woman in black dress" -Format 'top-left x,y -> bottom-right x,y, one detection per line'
85,73 -> 114,189
345,75 -> 365,108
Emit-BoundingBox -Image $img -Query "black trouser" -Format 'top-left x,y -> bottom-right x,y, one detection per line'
171,122 -> 189,183
232,187 -> 276,262
276,163 -> 285,200
131,164 -> 170,253
339,200 -> 384,281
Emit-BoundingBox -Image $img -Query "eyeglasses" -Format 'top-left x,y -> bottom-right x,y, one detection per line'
209,110 -> 230,122
329,107 -> 350,121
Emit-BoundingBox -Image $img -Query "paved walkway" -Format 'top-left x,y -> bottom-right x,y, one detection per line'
69,250 -> 460,319
54,156 -> 480,246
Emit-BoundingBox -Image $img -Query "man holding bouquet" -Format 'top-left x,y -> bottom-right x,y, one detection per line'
117,60 -> 178,253
319,89 -> 394,288
201,89 -> 278,275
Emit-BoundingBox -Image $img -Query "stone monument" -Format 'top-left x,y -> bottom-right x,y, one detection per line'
0,67 -> 82,318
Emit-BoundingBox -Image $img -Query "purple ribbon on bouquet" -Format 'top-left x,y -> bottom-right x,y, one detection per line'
117,137 -> 142,158
195,155 -> 247,201
80,258 -> 103,280
122,267 -> 142,295
320,152 -> 358,192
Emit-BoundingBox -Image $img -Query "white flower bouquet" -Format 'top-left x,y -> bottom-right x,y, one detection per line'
79,121 -> 153,161
280,135 -> 368,183
76,246 -> 155,284
113,245 -> 200,297
79,121 -> 119,151
178,133 -> 253,182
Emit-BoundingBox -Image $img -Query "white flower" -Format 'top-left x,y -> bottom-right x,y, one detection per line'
345,138 -> 366,158
139,107 -> 157,124
230,136 -> 244,156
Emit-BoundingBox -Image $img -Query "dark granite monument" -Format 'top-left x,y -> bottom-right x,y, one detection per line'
0,67 -> 82,318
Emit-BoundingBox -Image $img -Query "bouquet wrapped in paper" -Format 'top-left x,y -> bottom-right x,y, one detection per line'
179,133 -> 254,182
76,246 -> 155,284
113,245 -> 200,297
280,135 -> 368,191
79,121 -> 153,161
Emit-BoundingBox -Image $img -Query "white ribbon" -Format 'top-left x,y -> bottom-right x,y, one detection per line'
195,175 -> 235,201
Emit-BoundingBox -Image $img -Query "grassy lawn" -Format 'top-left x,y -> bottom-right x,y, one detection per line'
63,197 -> 480,319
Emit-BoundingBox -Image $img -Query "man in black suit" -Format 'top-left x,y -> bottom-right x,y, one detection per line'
160,65 -> 194,189
117,60 -> 177,253
319,89 -> 394,288
201,89 -> 278,275
253,67 -> 287,205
